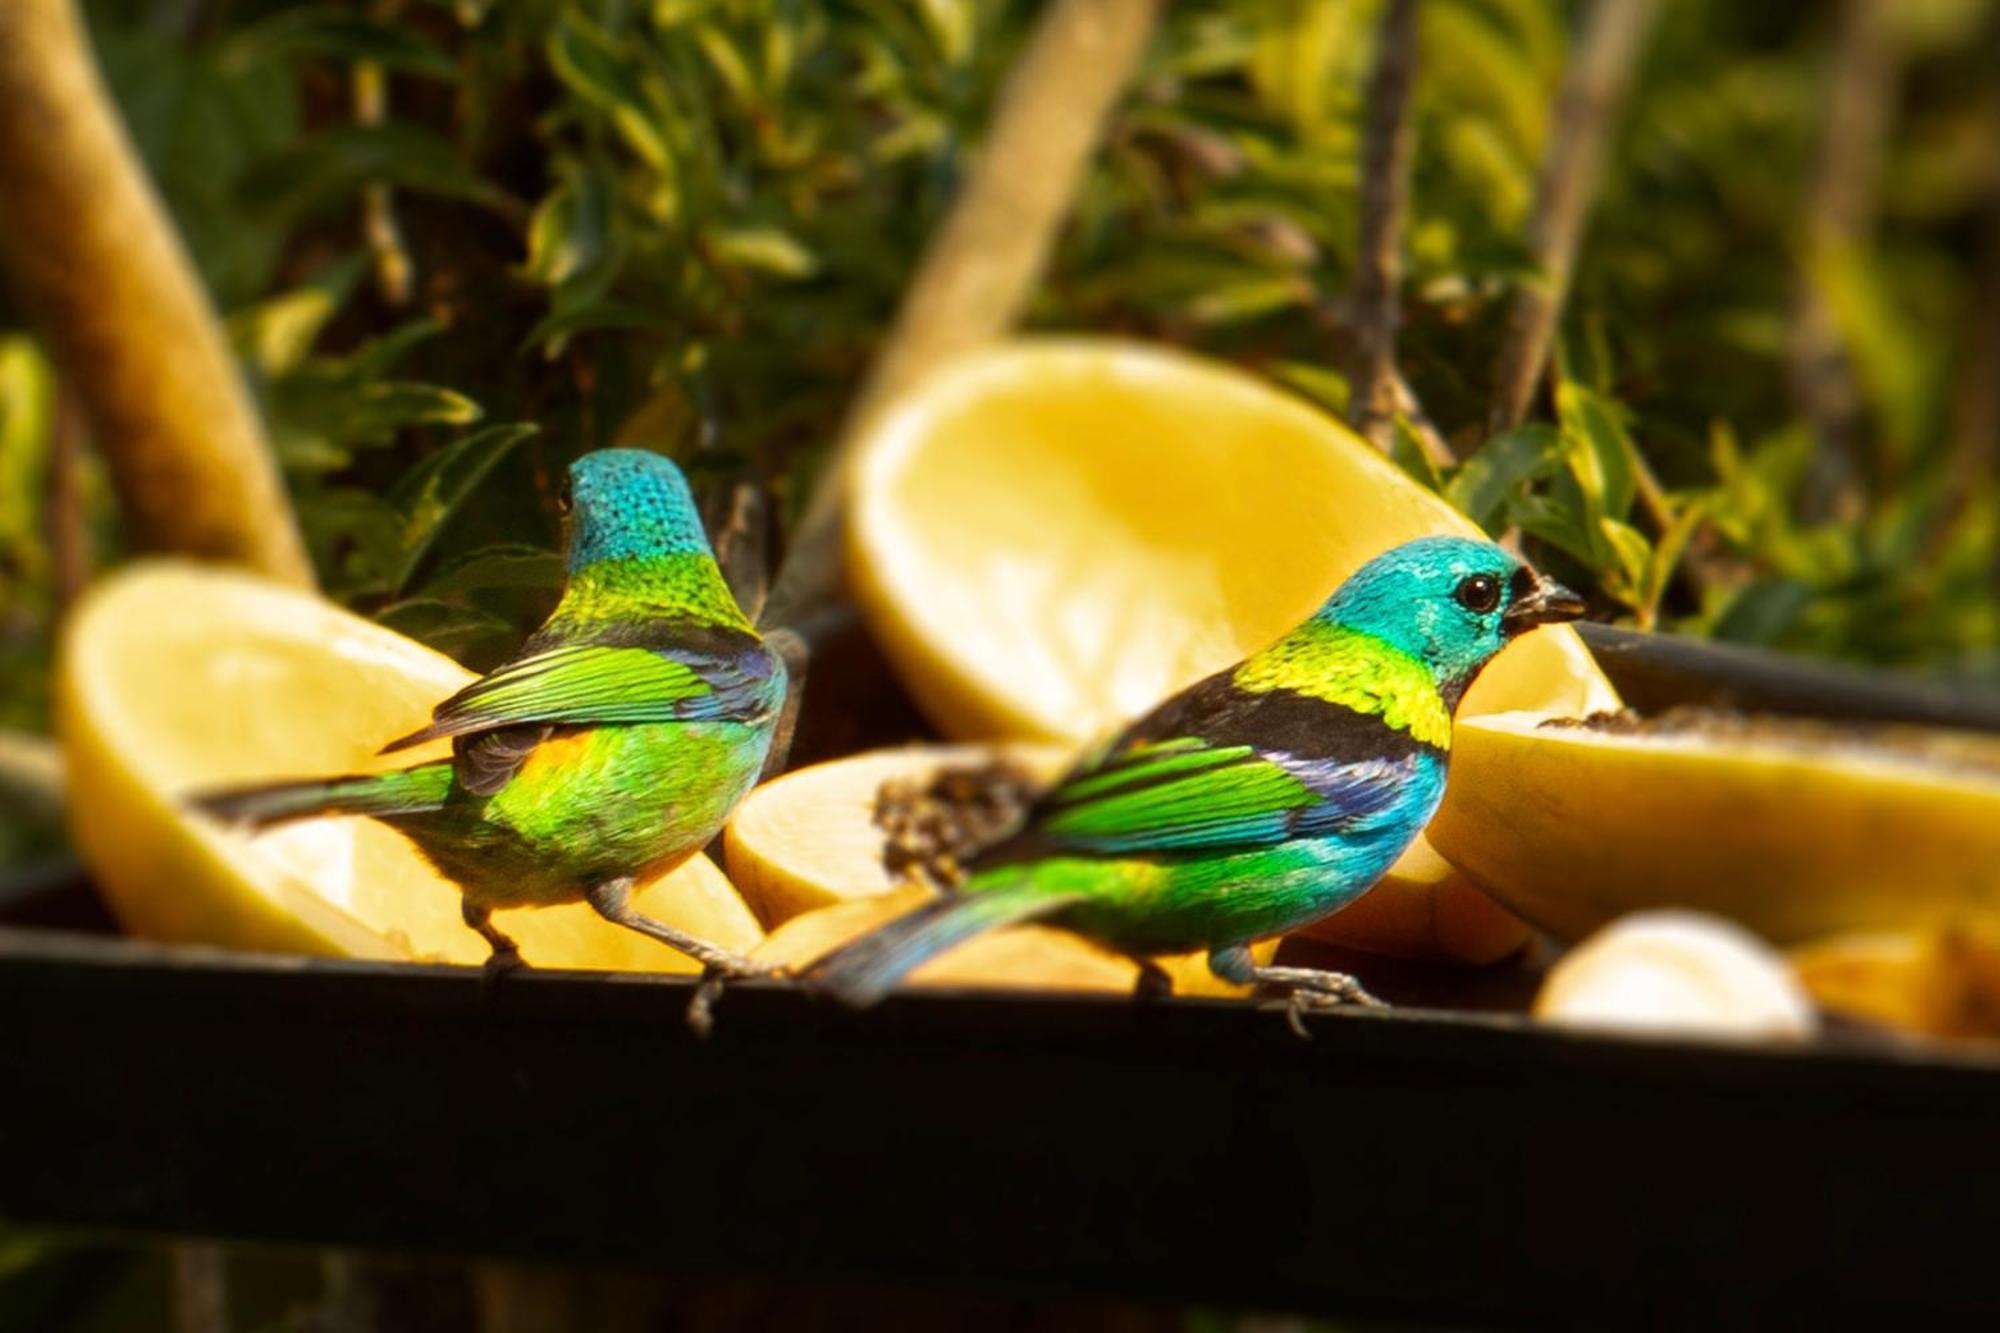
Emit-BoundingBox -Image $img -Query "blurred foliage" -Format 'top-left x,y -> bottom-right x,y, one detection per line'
0,0 -> 1996,760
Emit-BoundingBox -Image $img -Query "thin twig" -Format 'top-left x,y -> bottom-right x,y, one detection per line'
1788,0 -> 1900,523
353,56 -> 413,307
1487,0 -> 1663,436
707,478 -> 769,623
748,0 -> 1162,775
1932,19 -> 2000,571
46,379 -> 87,612
1313,298 -> 1453,466
1344,0 -> 1420,453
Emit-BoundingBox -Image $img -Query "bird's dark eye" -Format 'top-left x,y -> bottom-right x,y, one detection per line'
556,481 -> 574,516
1455,573 -> 1502,614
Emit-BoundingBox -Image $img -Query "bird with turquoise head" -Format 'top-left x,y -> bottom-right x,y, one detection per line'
807,534 -> 1585,1021
195,448 -> 785,1020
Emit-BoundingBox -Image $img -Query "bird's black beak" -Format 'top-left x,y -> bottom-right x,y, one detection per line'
1501,570 -> 1588,635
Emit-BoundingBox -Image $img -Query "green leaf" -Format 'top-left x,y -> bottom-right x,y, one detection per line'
1713,579 -> 1813,646
299,487 -> 406,598
705,224 -> 819,279
1185,275 -> 1310,325
389,424 -> 540,592
1639,501 -> 1707,619
0,338 -> 54,580
222,8 -> 459,79
270,376 -> 481,466
239,124 -> 516,224
374,598 -> 518,665
1555,379 -> 1638,524
342,319 -> 449,383
1445,424 -> 1558,531
1813,240 -> 1937,463
346,382 -> 483,437
525,160 -> 615,287
1597,517 -> 1653,603
1390,417 -> 1445,493
549,12 -> 674,172
1268,362 -> 1351,418
422,544 -> 564,597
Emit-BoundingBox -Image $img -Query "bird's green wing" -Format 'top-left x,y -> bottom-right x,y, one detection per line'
1026,737 -> 1319,854
379,639 -> 776,752
995,733 -> 1418,860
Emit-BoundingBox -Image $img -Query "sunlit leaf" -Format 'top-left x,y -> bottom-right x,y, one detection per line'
706,225 -> 819,279
1556,379 -> 1638,524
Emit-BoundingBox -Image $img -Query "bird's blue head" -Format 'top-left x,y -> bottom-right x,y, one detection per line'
560,448 -> 713,570
1320,534 -> 1587,697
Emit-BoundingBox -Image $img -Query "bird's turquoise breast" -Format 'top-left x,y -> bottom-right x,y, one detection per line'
401,720 -> 771,908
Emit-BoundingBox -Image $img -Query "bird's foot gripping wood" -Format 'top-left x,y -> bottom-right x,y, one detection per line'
584,879 -> 781,1037
463,902 -> 526,979
1207,946 -> 1385,1039
1131,957 -> 1175,1002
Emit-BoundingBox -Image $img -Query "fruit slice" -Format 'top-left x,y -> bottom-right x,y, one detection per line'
849,339 -> 1615,739
752,887 -> 1250,998
845,338 -> 1612,957
1428,710 -> 2000,944
58,561 -> 762,971
727,742 -> 1524,964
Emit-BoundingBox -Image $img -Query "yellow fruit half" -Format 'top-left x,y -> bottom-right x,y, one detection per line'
1428,711 -> 2000,944
57,561 -> 762,971
846,339 -> 1613,960
727,745 -> 1261,996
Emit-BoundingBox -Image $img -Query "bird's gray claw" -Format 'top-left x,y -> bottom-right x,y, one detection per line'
481,948 -> 526,981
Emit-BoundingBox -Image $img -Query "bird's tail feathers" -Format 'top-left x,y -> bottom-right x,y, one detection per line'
190,763 -> 453,829
804,881 -> 1079,1009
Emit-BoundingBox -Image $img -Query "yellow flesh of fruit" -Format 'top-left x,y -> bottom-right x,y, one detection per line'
848,339 -> 1616,740
1430,711 -> 2000,943
846,339 -> 1614,960
58,562 -> 761,971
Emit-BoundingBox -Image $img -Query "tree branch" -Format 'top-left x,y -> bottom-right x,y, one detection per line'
745,0 -> 1162,773
1487,0 -> 1663,436
354,56 -> 414,308
1788,0 -> 1901,523
1344,0 -> 1421,455
756,0 -> 1161,634
0,0 -> 312,585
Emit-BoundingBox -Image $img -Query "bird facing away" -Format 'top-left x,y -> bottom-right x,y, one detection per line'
196,448 -> 786,999
807,535 -> 1585,1020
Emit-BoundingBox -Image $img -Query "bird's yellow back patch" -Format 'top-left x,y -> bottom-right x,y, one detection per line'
1233,624 -> 1452,750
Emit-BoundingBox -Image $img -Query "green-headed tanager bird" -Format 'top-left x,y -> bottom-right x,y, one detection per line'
196,448 -> 785,1018
807,535 -> 1585,1022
